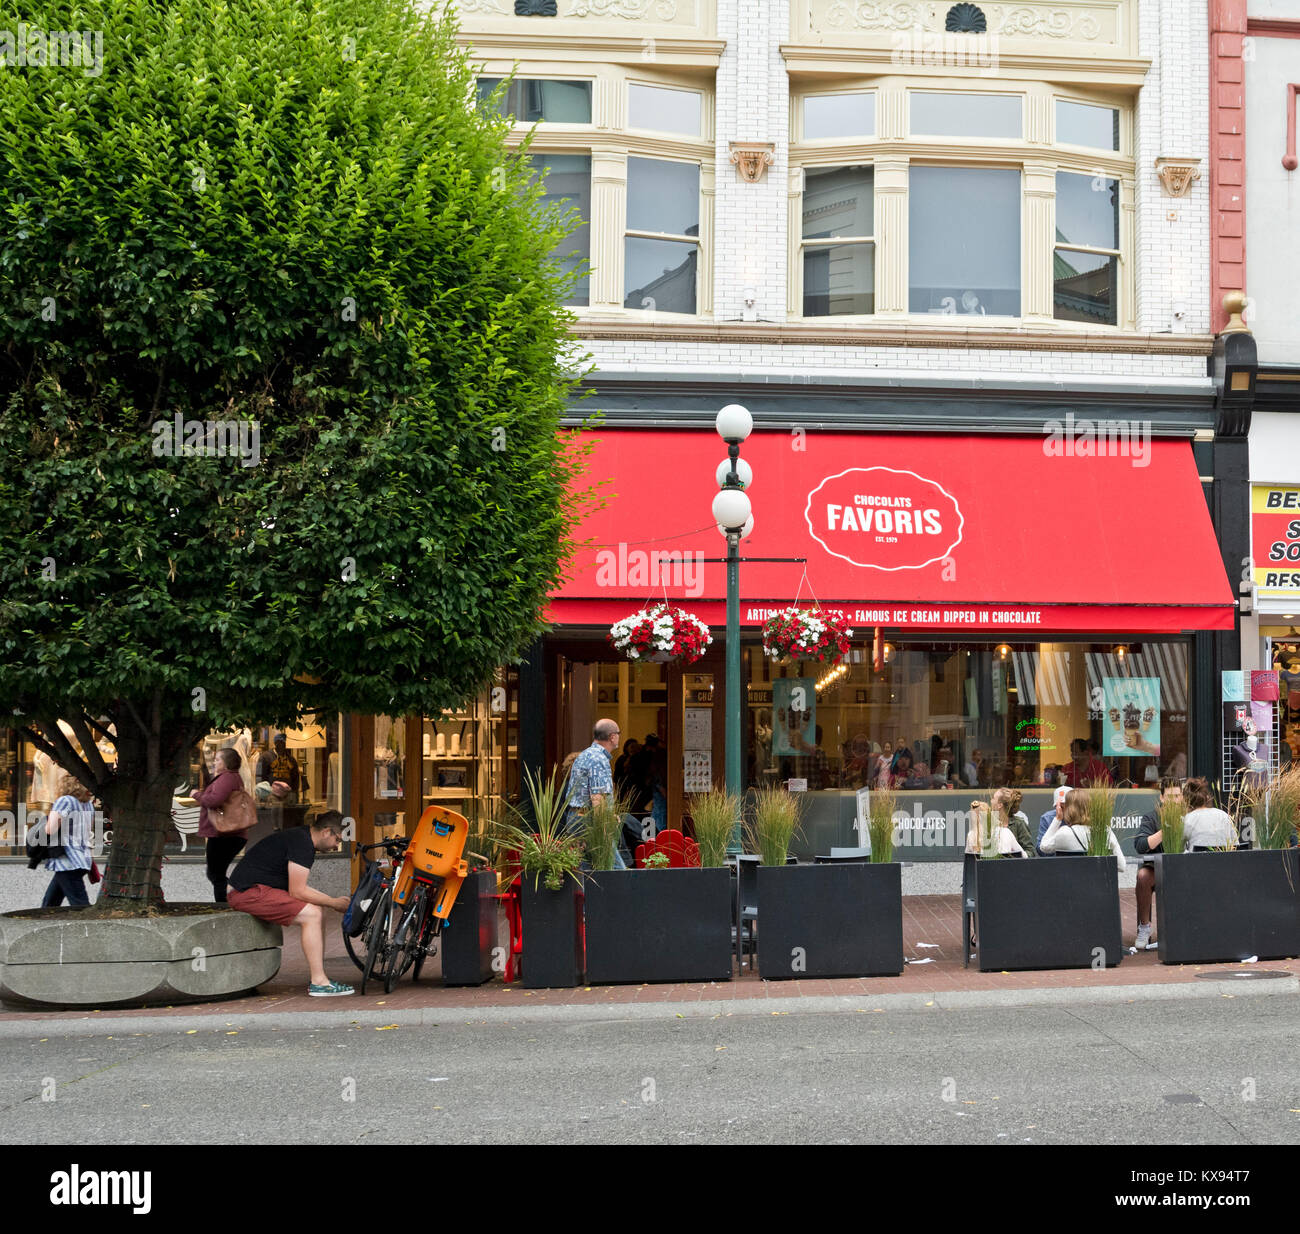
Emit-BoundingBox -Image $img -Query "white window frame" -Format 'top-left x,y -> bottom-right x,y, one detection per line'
788,78 -> 1136,330
482,62 -> 715,318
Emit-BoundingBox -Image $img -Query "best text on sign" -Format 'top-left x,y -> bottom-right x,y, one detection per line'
1252,486 -> 1300,596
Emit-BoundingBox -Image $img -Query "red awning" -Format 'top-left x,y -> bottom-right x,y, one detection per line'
548,430 -> 1235,633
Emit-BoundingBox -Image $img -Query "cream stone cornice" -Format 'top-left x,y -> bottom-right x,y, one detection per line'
459,33 -> 726,67
780,45 -> 1150,88
569,317 -> 1212,355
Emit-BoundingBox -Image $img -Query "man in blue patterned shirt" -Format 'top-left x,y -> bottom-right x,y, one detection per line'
566,718 -> 628,869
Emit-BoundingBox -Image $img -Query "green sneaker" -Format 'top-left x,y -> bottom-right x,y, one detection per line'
308,980 -> 355,997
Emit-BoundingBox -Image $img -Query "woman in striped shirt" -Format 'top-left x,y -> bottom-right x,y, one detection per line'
41,772 -> 96,907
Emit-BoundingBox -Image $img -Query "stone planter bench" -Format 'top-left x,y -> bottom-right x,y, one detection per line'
0,907 -> 282,1008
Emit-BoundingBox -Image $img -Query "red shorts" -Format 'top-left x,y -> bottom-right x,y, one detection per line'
228,884 -> 308,926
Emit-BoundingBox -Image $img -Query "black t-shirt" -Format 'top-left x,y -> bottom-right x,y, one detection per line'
228,828 -> 315,893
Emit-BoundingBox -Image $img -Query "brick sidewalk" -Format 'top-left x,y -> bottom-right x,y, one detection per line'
2,894 -> 1294,1022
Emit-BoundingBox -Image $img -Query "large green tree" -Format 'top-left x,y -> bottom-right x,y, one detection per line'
0,0 -> 588,904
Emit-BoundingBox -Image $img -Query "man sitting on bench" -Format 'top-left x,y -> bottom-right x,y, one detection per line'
227,811 -> 354,997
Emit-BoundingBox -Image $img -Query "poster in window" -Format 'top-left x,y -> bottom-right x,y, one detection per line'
773,677 -> 816,756
1102,677 -> 1160,757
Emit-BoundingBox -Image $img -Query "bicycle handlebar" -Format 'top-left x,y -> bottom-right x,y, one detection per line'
359,836 -> 410,856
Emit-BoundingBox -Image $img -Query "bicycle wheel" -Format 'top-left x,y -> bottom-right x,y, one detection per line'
384,887 -> 425,994
359,886 -> 392,996
411,915 -> 441,983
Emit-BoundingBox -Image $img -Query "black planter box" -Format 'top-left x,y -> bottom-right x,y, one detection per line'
583,867 -> 733,984
757,862 -> 903,979
440,870 -> 499,986
974,856 -> 1122,971
1156,849 -> 1300,964
521,878 -> 583,989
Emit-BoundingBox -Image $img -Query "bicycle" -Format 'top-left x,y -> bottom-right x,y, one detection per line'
345,835 -> 409,996
349,807 -> 470,994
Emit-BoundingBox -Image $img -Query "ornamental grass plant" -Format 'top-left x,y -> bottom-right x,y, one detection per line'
583,791 -> 630,872
867,785 -> 898,863
970,798 -> 1001,859
1082,781 -> 1120,857
747,786 -> 803,866
496,765 -> 584,892
690,789 -> 740,868
1157,792 -> 1187,856
1245,765 -> 1300,850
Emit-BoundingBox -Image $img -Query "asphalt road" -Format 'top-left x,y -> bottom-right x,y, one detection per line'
3,995 -> 1297,1145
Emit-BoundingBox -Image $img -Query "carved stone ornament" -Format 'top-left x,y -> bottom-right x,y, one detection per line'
730,141 -> 775,183
825,1 -> 1102,39
1155,157 -> 1202,198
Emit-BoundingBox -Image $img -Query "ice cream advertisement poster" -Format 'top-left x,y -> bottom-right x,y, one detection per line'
1102,677 -> 1160,758
773,677 -> 816,757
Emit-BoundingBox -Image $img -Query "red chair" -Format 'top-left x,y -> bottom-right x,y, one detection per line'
634,829 -> 701,868
500,849 -> 586,983
499,849 -> 523,984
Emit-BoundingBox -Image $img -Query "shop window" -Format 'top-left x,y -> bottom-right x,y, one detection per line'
802,92 -> 875,141
477,78 -> 592,124
1054,171 -> 1119,325
624,156 -> 700,313
528,152 -> 592,306
909,91 -> 1022,139
747,639 -> 1190,795
801,164 -> 874,316
908,166 -> 1021,316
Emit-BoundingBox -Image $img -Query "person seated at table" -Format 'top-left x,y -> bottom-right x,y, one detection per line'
994,787 -> 1035,855
964,799 -> 1027,857
1036,785 -> 1071,855
1040,789 -> 1126,871
1132,777 -> 1181,950
881,749 -> 914,789
1180,777 -> 1237,850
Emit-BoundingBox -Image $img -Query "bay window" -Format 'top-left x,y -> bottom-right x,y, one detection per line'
790,81 -> 1134,327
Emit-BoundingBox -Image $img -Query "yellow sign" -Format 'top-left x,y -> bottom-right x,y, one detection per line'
1253,485 -> 1300,597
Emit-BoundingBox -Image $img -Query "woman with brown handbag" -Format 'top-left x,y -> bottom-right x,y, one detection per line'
196,747 -> 254,902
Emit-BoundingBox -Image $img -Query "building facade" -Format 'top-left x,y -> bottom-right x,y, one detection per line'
450,0 -> 1245,859
1208,0 -> 1300,778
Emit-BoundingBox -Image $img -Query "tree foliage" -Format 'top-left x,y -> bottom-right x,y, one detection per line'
0,0 -> 589,898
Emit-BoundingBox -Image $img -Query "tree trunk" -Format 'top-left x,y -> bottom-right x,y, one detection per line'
98,705 -> 194,908
99,777 -> 177,905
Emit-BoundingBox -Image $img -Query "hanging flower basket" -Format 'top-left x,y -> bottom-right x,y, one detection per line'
609,603 -> 713,666
761,606 -> 854,666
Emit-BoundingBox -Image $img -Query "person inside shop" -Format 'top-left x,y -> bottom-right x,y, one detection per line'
196,746 -> 254,902
226,811 -> 353,996
566,718 -> 631,868
1036,785 -> 1071,855
799,725 -> 832,789
1181,777 -> 1237,850
1064,737 -> 1112,786
256,732 -> 306,803
881,748 -> 915,789
613,738 -> 641,796
1040,789 -> 1127,870
1131,777 -> 1182,950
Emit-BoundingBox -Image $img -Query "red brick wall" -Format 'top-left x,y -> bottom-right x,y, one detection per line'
1209,0 -> 1247,334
